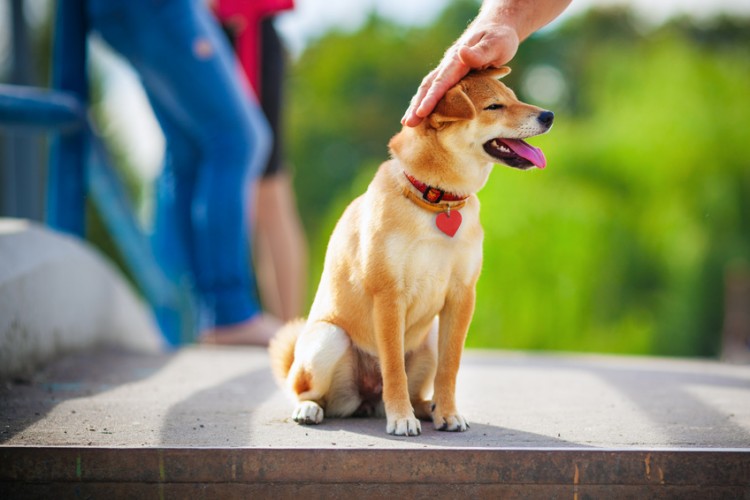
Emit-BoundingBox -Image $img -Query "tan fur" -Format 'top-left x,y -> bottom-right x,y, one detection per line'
268,68 -> 552,436
268,319 -> 303,385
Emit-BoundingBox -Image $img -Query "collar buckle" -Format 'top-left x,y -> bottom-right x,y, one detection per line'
423,186 -> 445,203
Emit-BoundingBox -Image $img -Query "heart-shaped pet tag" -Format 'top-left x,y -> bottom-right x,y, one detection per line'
435,210 -> 462,237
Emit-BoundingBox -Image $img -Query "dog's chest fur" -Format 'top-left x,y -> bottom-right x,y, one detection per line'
308,161 -> 484,355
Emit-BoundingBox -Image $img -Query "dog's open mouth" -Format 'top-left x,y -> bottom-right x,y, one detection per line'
483,138 -> 547,170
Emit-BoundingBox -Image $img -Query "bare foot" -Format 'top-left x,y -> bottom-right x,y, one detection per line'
200,314 -> 282,346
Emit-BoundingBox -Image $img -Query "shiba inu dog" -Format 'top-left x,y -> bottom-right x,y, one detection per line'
270,67 -> 553,436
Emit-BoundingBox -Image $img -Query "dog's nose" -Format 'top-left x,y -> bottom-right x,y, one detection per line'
538,111 -> 554,128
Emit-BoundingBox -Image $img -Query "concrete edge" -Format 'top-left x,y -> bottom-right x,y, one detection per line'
0,218 -> 164,379
1,447 -> 748,486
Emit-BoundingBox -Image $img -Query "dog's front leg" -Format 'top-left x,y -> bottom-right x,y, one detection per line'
432,287 -> 475,432
373,293 -> 421,436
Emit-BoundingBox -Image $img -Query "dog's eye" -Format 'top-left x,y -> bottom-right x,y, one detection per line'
484,103 -> 505,111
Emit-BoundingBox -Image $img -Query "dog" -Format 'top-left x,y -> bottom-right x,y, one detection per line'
269,67 -> 553,436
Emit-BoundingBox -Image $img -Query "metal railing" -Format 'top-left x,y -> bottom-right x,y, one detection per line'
0,0 -> 192,345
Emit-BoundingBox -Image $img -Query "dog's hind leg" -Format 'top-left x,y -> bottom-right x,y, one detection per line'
323,349 -> 362,418
287,321 -> 359,424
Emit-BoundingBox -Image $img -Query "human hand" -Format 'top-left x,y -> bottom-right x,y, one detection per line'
401,22 -> 520,127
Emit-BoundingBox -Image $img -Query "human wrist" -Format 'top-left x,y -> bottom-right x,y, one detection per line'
472,1 -> 524,37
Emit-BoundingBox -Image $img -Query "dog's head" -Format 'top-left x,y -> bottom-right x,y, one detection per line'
391,68 -> 553,195
429,67 -> 553,171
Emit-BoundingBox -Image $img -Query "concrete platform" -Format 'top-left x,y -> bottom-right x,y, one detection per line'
2,346 -> 749,497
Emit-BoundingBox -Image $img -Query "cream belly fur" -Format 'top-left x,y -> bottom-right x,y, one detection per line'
269,67 -> 554,436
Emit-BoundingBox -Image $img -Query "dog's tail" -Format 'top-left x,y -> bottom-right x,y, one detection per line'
268,318 -> 305,386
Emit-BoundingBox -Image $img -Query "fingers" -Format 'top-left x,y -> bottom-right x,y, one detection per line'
415,55 -> 470,119
459,26 -> 519,69
402,51 -> 470,127
401,70 -> 439,127
402,25 -> 520,127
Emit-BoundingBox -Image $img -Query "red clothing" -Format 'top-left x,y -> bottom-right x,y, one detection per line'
212,0 -> 294,93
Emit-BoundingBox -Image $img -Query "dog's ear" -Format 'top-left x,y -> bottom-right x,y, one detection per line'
429,85 -> 476,128
486,66 -> 512,80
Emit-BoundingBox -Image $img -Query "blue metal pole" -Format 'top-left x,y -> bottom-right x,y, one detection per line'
0,1 -> 193,345
0,86 -> 85,131
46,0 -> 88,236
1,0 -> 39,221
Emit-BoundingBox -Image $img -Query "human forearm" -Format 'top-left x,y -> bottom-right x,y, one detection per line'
473,0 -> 573,41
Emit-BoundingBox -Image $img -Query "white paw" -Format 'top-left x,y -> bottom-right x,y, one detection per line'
433,411 -> 469,432
386,415 -> 421,436
292,401 -> 324,425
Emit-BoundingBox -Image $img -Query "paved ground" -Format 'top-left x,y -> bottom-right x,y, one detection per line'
2,346 -> 749,450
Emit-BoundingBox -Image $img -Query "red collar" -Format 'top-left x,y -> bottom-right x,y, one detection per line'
404,172 -> 468,204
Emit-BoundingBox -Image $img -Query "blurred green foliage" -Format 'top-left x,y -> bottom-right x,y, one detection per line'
285,3 -> 750,356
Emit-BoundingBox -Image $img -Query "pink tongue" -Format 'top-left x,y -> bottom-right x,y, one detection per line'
500,139 -> 547,169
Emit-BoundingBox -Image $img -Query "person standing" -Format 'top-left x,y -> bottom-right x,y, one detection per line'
87,0 -> 279,345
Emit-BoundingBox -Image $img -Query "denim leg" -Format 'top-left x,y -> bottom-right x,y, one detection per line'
88,0 -> 271,327
150,103 -> 197,291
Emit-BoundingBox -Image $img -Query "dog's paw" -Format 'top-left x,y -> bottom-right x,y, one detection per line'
432,406 -> 469,432
386,415 -> 421,436
292,401 -> 324,425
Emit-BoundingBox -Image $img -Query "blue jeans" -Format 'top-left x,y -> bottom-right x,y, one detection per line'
87,0 -> 271,331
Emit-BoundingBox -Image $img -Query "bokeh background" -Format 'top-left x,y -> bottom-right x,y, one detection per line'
2,0 -> 749,357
